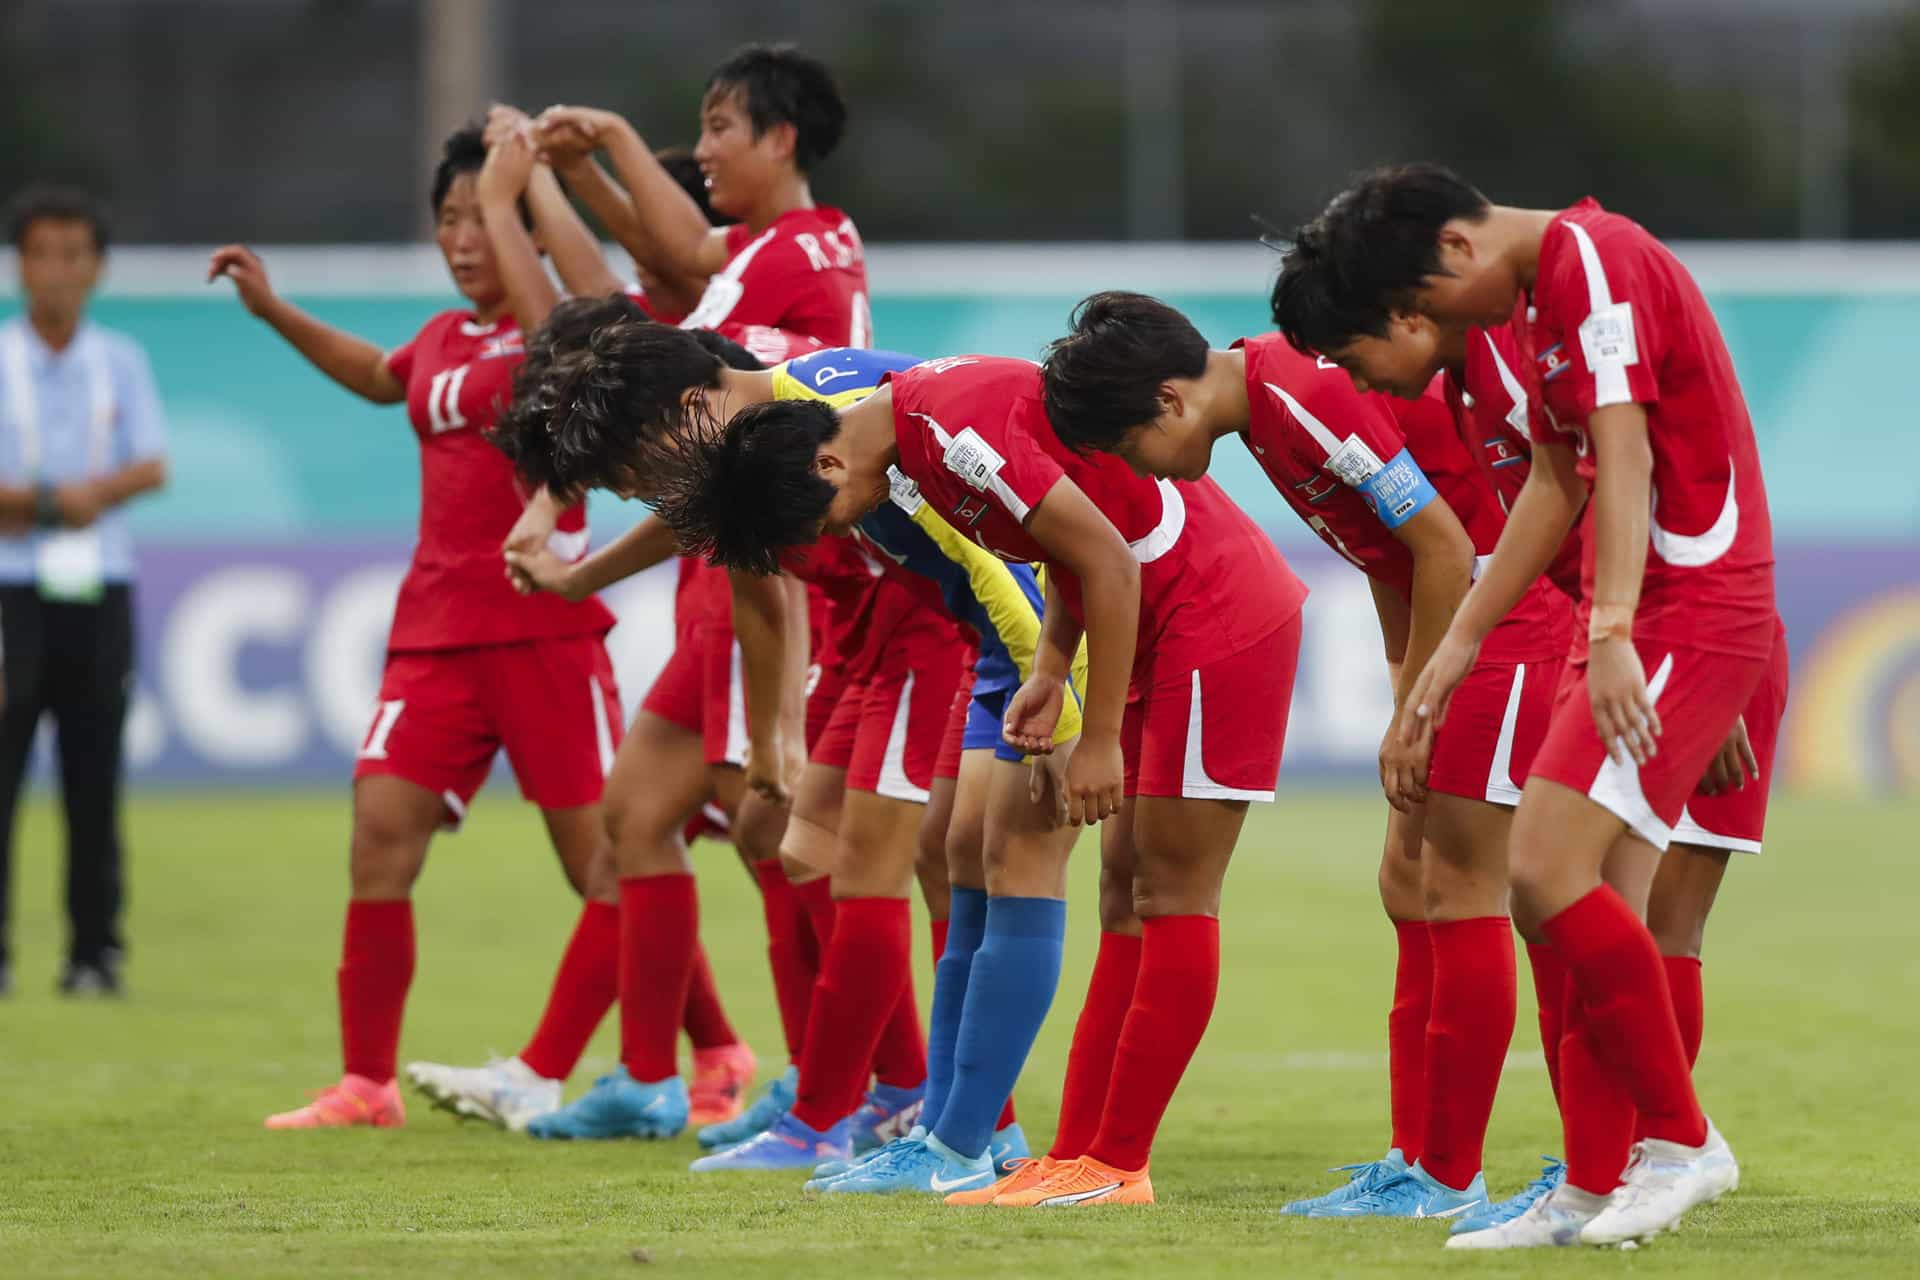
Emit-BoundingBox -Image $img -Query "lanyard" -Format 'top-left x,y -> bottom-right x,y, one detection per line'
1,323 -> 115,478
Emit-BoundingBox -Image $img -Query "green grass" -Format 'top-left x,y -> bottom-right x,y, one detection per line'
2,788 -> 1916,1278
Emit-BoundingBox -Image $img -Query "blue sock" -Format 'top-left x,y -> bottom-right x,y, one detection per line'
921,886 -> 987,1133
933,895 -> 1066,1160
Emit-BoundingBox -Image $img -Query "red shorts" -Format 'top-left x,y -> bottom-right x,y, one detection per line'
813,632 -> 969,802
640,622 -> 743,766
1528,639 -> 1772,851
1122,616 -> 1301,801
355,635 -> 620,826
1671,625 -> 1789,855
1426,657 -> 1564,807
807,660 -> 849,754
934,668 -> 973,782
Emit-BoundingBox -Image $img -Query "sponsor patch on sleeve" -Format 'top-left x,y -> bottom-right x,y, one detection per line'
1324,433 -> 1387,486
944,426 -> 1008,492
1579,301 -> 1639,371
886,465 -> 924,514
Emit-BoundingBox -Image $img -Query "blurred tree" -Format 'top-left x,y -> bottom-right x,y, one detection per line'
0,30 -> 109,203
1849,9 -> 1920,237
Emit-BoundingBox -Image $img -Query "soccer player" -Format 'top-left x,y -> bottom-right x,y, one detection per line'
1274,165 -> 1776,1247
1278,264 -> 1788,1235
532,42 -> 868,363
210,126 -> 630,1130
659,355 -> 1308,1206
1039,290 -> 1576,1220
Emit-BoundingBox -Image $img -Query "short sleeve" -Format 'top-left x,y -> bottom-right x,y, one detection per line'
1537,222 -> 1665,421
385,336 -> 419,387
939,414 -> 1063,524
111,337 -> 168,464
1254,358 -> 1410,485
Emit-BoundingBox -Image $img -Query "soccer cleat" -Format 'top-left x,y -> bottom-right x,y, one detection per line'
1580,1121 -> 1739,1246
945,1155 -> 1057,1206
1335,1160 -> 1488,1219
1280,1148 -> 1408,1216
524,1066 -> 687,1140
847,1081 -> 925,1155
988,1121 -> 1032,1176
59,959 -> 122,997
994,1155 -> 1155,1207
688,1111 -> 850,1172
405,1055 -> 560,1131
265,1073 -> 405,1130
1450,1157 -> 1566,1235
809,1126 -> 924,1185
818,1134 -> 995,1196
698,1065 -> 796,1151
687,1042 -> 757,1128
1444,1186 -> 1601,1250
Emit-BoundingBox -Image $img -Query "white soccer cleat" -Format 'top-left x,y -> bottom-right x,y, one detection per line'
1580,1120 -> 1739,1246
405,1055 -> 561,1131
1444,1186 -> 1603,1250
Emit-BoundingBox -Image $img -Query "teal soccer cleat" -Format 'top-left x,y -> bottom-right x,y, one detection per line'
1280,1148 -> 1409,1216
817,1134 -> 995,1197
1333,1161 -> 1488,1220
810,1126 -> 925,1185
524,1067 -> 687,1141
1450,1157 -> 1567,1235
697,1065 -> 796,1151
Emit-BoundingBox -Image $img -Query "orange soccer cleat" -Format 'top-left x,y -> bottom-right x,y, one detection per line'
264,1074 -> 406,1129
992,1155 -> 1155,1207
945,1155 -> 1058,1206
687,1042 -> 758,1128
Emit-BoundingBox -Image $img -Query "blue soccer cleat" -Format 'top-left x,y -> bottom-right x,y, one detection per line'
1280,1148 -> 1408,1216
524,1067 -> 687,1141
847,1081 -> 925,1155
818,1134 -> 996,1197
810,1126 -> 926,1185
688,1111 -> 850,1172
697,1065 -> 796,1151
1450,1156 -> 1567,1235
988,1121 -> 1031,1176
1333,1160 -> 1488,1220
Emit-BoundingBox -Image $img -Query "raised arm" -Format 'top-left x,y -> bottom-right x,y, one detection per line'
208,246 -> 404,404
476,131 -> 561,335
488,104 -> 624,302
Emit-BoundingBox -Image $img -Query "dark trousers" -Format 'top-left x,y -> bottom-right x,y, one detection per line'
0,584 -> 134,968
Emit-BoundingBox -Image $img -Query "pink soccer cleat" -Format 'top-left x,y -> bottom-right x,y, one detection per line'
265,1073 -> 406,1129
687,1042 -> 757,1128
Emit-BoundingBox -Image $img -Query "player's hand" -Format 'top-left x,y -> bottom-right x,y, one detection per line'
1697,715 -> 1758,796
207,244 -> 276,316
1062,732 -> 1124,827
54,480 -> 107,529
1378,718 -> 1431,815
1002,674 -> 1066,755
533,106 -> 620,163
1398,628 -> 1479,748
503,499 -> 558,561
1030,733 -> 1078,828
744,731 -> 793,806
1587,633 -> 1662,766
504,547 -> 581,599
477,125 -> 538,204
483,102 -> 532,150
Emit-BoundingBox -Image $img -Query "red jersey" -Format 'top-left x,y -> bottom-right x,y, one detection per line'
1446,324 -> 1585,600
679,207 -> 871,364
1523,198 -> 1776,659
384,311 -> 613,652
1239,334 -> 1564,664
887,357 -> 1305,672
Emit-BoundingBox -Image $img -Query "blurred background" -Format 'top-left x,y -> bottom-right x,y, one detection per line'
1,0 -> 1915,797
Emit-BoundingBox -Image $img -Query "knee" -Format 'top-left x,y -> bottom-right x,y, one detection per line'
1097,864 -> 1137,932
606,792 -> 686,876
1644,896 -> 1704,958
349,810 -> 428,898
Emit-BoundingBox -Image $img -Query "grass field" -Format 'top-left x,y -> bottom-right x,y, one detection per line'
2,788 -> 1917,1278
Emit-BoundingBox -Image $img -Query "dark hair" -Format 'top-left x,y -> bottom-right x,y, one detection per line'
655,145 -> 731,227
657,398 -> 840,574
430,124 -> 489,215
1271,163 -> 1490,355
704,43 -> 848,171
1041,291 -> 1209,456
8,184 -> 109,253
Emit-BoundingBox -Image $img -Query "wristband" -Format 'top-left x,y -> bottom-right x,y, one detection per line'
33,483 -> 61,529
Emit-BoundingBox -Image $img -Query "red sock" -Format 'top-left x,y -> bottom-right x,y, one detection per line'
795,876 -> 837,954
1558,984 -> 1639,1194
518,900 -> 618,1080
1049,931 -> 1142,1159
1543,887 -> 1707,1159
870,968 -> 927,1089
1086,915 -> 1219,1171
1388,919 -> 1433,1160
338,899 -> 415,1084
752,859 -> 818,1061
791,897 -> 911,1131
930,917 -> 950,966
1525,941 -> 1569,1104
682,942 -> 738,1051
618,874 -> 697,1083
1420,917 -> 1517,1189
1666,955 -> 1704,1068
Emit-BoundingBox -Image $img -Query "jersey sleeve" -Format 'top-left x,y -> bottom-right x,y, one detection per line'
387,315 -> 440,387
1538,221 -> 1666,420
1259,364 -> 1436,529
898,362 -> 1066,524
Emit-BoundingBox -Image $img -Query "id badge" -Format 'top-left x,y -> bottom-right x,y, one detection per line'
35,529 -> 106,603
